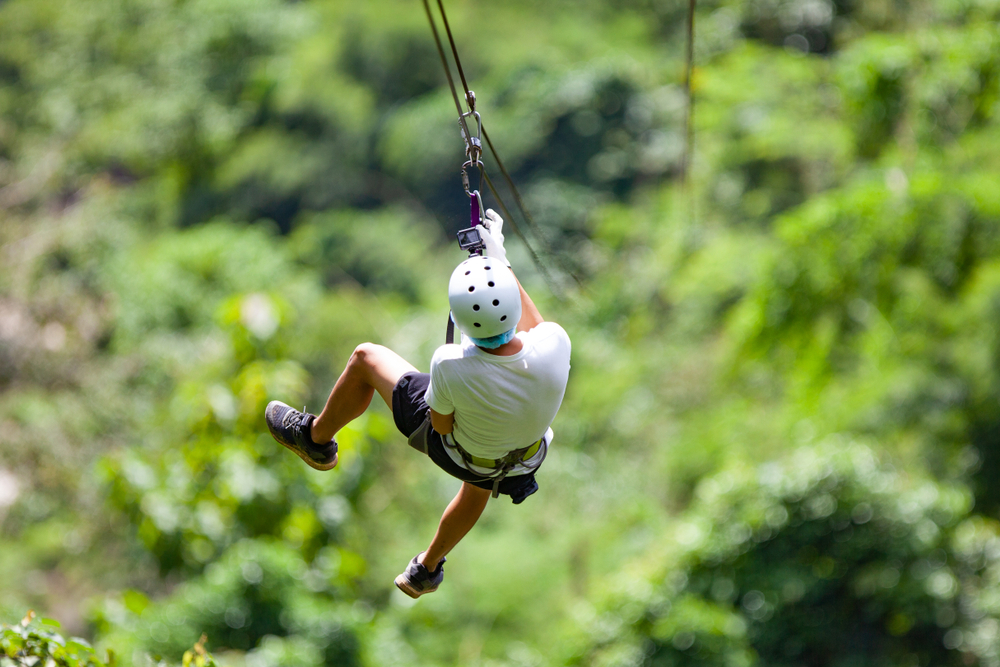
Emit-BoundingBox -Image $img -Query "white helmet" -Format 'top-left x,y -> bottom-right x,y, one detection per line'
448,256 -> 521,339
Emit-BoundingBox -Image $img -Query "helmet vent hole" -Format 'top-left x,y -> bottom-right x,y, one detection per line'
468,286 -> 475,292
473,304 -> 480,311
474,323 -> 481,327
485,266 -> 491,270
465,270 -> 471,275
492,299 -> 500,306
500,315 -> 507,322
488,281 -> 495,287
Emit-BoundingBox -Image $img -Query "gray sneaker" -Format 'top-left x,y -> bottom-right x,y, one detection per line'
394,553 -> 446,598
265,401 -> 338,470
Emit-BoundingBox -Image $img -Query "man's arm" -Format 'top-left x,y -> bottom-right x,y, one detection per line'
513,271 -> 544,332
477,209 -> 544,332
430,408 -> 454,434
426,349 -> 456,434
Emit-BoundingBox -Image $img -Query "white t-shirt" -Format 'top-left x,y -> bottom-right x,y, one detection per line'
425,322 -> 572,474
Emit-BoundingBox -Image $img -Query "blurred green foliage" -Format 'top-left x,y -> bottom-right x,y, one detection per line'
571,443 -> 1000,666
4,0 -> 1000,665
94,541 -> 364,666
2,611 -> 220,667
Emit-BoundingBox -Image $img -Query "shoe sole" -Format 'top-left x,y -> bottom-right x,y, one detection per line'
266,401 -> 339,471
394,574 -> 438,599
297,451 -> 338,472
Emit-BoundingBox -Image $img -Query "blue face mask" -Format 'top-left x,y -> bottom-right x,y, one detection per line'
470,327 -> 517,349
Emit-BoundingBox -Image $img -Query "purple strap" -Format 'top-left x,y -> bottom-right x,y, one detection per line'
470,191 -> 480,227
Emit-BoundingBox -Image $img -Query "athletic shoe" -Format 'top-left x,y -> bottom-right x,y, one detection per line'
394,553 -> 446,598
265,401 -> 338,470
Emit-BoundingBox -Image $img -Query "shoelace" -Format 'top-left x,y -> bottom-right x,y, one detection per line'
283,407 -> 310,436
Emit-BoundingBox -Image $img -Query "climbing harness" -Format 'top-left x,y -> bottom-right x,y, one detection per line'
407,417 -> 549,498
446,432 -> 548,498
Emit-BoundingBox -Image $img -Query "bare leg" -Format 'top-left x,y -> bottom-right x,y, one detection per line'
310,343 -> 417,443
419,482 -> 491,568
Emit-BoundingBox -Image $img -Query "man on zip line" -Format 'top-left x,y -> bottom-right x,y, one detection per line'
264,211 -> 571,597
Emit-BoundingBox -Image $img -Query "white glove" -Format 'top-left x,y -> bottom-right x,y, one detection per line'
476,208 -> 510,267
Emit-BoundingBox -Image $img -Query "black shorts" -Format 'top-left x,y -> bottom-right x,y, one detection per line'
391,372 -> 539,504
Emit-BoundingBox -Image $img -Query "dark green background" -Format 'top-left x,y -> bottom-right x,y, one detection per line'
2,0 -> 1000,665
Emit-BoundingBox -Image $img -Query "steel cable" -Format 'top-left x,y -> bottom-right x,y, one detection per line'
422,0 -> 582,291
433,0 -> 581,284
421,0 -> 474,146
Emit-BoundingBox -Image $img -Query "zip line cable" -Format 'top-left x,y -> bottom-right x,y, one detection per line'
432,0 -> 581,285
479,168 -> 559,289
481,127 -> 583,287
421,0 -> 583,291
434,0 -> 472,106
423,0 -> 701,287
420,0 -> 474,149
421,0 -> 535,262
421,0 -> 544,267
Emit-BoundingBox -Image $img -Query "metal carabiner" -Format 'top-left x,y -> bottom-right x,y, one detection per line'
461,158 -> 484,199
459,108 -> 483,165
457,90 -> 484,217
